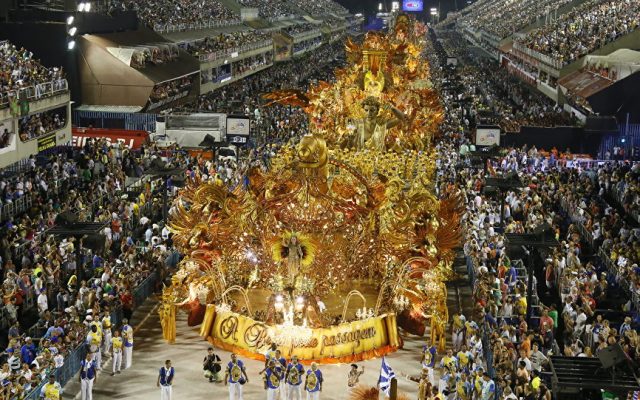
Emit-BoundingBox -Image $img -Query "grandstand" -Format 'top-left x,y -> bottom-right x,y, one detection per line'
0,40 -> 71,168
0,0 -> 353,117
442,0 -> 640,124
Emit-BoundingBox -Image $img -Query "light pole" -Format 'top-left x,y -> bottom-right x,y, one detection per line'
430,8 -> 440,24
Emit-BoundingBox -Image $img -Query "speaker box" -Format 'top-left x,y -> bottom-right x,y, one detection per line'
55,211 -> 78,226
597,343 -> 628,369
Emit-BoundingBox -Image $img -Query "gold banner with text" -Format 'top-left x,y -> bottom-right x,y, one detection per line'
205,309 -> 399,363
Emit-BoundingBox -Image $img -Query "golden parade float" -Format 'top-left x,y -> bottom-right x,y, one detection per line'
159,15 -> 462,364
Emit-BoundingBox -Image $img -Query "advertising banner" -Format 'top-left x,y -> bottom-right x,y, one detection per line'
72,127 -> 149,150
37,132 -> 57,152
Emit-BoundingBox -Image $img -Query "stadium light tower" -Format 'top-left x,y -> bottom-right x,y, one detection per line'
430,7 -> 440,24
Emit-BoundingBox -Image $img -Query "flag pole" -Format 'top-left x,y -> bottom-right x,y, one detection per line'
390,377 -> 398,399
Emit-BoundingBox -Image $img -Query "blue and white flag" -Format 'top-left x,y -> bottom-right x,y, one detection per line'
378,356 -> 396,396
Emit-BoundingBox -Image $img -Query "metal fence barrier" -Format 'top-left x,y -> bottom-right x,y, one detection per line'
0,79 -> 68,109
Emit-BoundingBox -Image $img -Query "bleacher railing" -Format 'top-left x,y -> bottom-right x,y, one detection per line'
0,79 -> 69,109
512,41 -> 563,70
559,190 -> 640,311
198,39 -> 273,63
153,19 -> 242,34
288,28 -> 322,39
610,185 -> 640,224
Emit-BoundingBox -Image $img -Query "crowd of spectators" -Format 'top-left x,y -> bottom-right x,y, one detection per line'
437,32 -> 576,133
232,54 -> 273,76
149,76 -> 195,104
459,0 -> 573,39
606,164 -> 640,221
236,0 -> 297,20
182,31 -> 271,60
428,29 -> 640,399
112,0 -> 239,30
584,62 -> 618,81
190,41 -> 344,143
0,41 -> 66,108
129,46 -> 179,70
291,0 -> 349,16
293,37 -> 323,54
18,108 -> 66,142
0,138 -> 201,398
1,126 -> 12,149
518,0 -> 640,65
283,23 -> 319,36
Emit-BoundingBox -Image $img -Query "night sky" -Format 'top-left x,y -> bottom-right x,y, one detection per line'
337,0 -> 468,19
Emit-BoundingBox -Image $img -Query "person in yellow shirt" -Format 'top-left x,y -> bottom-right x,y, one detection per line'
40,374 -> 62,400
457,345 -> 473,373
429,385 -> 444,400
86,324 -> 103,370
530,370 -> 541,393
101,311 -> 112,355
111,329 -> 123,376
456,372 -> 471,400
473,368 -> 484,399
440,349 -> 457,372
451,313 -> 466,352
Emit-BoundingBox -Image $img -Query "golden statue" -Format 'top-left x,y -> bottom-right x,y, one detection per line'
297,135 -> 329,194
353,96 -> 407,152
283,233 -> 303,283
271,232 -> 316,286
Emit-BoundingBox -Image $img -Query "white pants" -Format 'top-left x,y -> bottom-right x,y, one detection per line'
423,367 -> 435,386
81,378 -> 94,400
267,388 -> 279,400
124,346 -> 133,369
112,351 -> 122,373
92,349 -> 102,369
452,331 -> 464,351
229,382 -> 243,400
288,384 -> 302,400
279,385 -> 286,400
306,392 -> 319,400
103,330 -> 112,354
160,385 -> 172,400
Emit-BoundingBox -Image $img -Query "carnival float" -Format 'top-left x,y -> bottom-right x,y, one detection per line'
159,15 -> 462,364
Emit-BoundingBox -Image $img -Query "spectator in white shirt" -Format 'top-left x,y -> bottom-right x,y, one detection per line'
37,289 -> 49,315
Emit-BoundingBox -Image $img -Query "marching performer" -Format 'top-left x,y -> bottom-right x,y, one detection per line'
286,355 -> 305,400
421,343 -> 436,385
273,349 -> 287,399
111,329 -> 123,375
86,324 -> 102,371
304,363 -> 323,400
407,368 -> 432,400
79,352 -> 97,400
263,359 -> 284,400
40,374 -> 62,400
451,313 -> 466,352
122,319 -> 134,369
101,309 -> 112,355
347,364 -> 364,387
225,353 -> 249,400
157,359 -> 175,400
